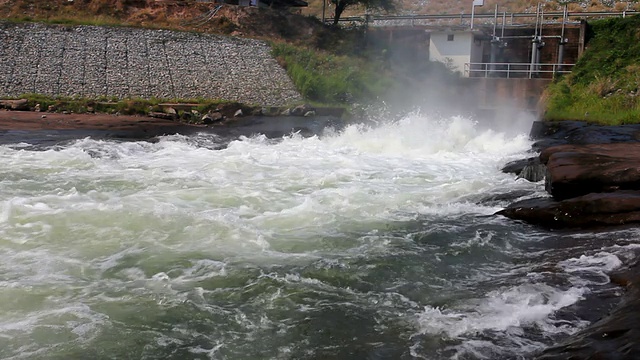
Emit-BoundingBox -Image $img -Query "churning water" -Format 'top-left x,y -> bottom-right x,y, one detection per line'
0,113 -> 637,359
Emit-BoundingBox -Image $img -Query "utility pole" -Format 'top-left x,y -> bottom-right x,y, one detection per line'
471,0 -> 484,30
322,0 -> 326,23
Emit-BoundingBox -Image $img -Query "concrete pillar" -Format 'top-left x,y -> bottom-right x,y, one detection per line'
557,38 -> 567,74
490,37 -> 500,76
529,37 -> 539,78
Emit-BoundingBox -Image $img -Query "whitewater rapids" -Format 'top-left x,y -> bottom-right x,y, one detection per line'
0,113 -> 636,359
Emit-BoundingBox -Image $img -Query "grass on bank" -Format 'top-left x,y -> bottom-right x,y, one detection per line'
271,42 -> 394,105
543,15 -> 640,125
3,94 -> 255,123
271,40 -> 460,110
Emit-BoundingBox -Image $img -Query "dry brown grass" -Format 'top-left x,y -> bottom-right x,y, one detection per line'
1,0 -> 636,38
302,0 -> 638,17
589,74 -> 619,97
0,0 -> 326,42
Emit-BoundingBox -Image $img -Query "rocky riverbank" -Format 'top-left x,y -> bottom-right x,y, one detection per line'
499,121 -> 640,229
497,120 -> 640,359
0,21 -> 302,105
0,109 -> 344,144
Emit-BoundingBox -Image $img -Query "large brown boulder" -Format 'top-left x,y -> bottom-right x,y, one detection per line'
496,190 -> 640,229
542,143 -> 640,200
529,120 -> 640,152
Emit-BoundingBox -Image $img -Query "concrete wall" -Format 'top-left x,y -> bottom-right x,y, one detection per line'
0,22 -> 302,106
429,32 -> 476,73
459,77 -> 551,111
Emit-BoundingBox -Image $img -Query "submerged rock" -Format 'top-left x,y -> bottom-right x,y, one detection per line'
291,104 -> 314,116
496,190 -> 640,229
536,261 -> 640,359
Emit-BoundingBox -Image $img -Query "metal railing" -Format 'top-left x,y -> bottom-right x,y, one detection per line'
464,62 -> 575,78
333,10 -> 639,25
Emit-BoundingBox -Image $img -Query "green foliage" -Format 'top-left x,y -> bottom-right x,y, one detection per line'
569,15 -> 640,87
271,38 -> 460,109
271,42 -> 393,105
544,15 -> 640,125
331,0 -> 396,24
5,94 -> 246,119
544,82 -> 640,124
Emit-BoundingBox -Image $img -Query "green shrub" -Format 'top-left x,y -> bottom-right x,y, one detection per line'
271,42 -> 406,105
543,15 -> 640,125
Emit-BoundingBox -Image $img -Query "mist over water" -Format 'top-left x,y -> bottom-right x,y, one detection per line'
0,112 -> 636,359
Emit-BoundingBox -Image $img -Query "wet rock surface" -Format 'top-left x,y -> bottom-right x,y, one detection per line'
0,111 -> 343,144
502,156 -> 546,182
497,190 -> 640,229
530,120 -> 640,152
536,261 -> 640,360
543,143 -> 640,200
499,121 -> 640,359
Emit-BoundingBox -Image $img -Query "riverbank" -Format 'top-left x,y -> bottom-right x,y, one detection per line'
542,15 -> 640,125
498,120 -> 640,359
0,109 -> 346,144
0,110 -> 202,131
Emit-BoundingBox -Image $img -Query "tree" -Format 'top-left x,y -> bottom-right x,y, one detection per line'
331,0 -> 396,25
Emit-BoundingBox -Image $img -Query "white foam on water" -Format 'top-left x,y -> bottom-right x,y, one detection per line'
0,112 -> 541,357
560,252 -> 623,273
414,283 -> 588,357
417,284 -> 586,337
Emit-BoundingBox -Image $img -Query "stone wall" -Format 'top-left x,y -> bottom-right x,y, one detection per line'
0,22 -> 302,106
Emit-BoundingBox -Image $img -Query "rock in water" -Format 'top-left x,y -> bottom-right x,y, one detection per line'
496,190 -> 640,229
202,111 -> 224,124
536,261 -> 640,359
518,162 -> 546,182
502,157 -> 546,182
542,143 -> 640,200
291,104 -> 314,116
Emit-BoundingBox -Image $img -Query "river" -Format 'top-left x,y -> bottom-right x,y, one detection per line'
0,113 -> 636,359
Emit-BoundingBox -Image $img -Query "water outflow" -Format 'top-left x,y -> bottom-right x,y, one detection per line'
0,113 -> 634,359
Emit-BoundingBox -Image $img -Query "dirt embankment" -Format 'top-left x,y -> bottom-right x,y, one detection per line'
0,0 -> 329,45
0,110 -> 197,131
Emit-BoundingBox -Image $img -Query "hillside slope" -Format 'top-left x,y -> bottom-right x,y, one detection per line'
302,0 -> 640,20
543,15 -> 640,124
0,0 -> 330,45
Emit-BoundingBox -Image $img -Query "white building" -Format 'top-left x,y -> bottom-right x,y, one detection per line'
428,30 -> 485,75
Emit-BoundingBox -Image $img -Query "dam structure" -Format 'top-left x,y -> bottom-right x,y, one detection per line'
0,7 -> 634,112
354,7 -> 635,113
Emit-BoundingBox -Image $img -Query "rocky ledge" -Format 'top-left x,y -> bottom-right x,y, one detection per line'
500,121 -> 640,229
497,120 -> 640,359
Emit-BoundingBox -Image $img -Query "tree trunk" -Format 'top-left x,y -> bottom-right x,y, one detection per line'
333,2 -> 347,25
